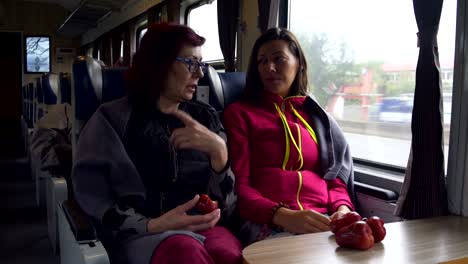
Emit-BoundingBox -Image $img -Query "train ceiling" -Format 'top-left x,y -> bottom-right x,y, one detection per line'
25,0 -> 129,39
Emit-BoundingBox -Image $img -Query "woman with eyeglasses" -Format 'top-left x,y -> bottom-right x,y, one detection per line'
72,23 -> 242,264
224,28 -> 356,246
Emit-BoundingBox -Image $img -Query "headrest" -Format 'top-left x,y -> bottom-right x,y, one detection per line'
59,73 -> 71,104
101,68 -> 126,103
41,73 -> 59,105
73,56 -> 101,121
218,72 -> 246,109
86,57 -> 103,102
196,65 -> 246,111
50,74 -> 59,99
27,82 -> 34,98
35,77 -> 44,103
197,66 -> 223,110
72,56 -> 127,125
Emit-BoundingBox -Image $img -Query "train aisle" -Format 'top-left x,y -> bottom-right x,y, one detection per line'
0,159 -> 59,264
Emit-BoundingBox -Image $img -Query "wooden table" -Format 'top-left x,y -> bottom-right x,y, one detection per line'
243,216 -> 468,264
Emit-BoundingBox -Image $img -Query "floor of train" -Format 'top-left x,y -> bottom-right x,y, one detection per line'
0,158 -> 59,264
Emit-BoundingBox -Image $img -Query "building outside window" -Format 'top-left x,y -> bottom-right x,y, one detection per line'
289,0 -> 456,170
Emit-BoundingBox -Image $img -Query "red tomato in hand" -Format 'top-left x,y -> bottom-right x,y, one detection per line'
336,221 -> 375,250
330,211 -> 362,234
366,216 -> 386,242
195,194 -> 219,214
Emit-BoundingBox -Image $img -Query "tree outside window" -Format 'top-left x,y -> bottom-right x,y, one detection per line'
25,36 -> 50,73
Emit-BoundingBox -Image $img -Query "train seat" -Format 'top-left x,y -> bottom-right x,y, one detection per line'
60,62 -> 245,264
58,56 -> 127,264
35,77 -> 45,124
41,73 -> 59,106
102,68 -> 126,103
27,83 -> 34,128
72,56 -> 127,144
32,73 -> 70,220
59,73 -> 72,104
196,66 -> 246,112
72,56 -> 103,141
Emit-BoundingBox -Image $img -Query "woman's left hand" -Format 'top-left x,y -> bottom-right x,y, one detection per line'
330,205 -> 352,222
170,110 -> 228,172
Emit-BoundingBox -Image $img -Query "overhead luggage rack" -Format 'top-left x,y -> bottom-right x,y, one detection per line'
56,0 -> 128,39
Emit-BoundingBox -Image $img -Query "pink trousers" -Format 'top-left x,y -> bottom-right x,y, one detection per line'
151,226 -> 242,264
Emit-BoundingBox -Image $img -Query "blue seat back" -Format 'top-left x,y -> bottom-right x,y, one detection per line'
22,85 -> 27,118
197,66 -> 246,111
73,56 -> 102,125
41,73 -> 59,105
218,71 -> 246,109
27,83 -> 34,128
102,68 -> 126,103
72,56 -> 127,146
60,73 -> 72,104
35,77 -> 45,122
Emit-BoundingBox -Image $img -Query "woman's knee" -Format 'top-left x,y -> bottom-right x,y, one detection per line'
151,235 -> 213,264
201,227 -> 243,264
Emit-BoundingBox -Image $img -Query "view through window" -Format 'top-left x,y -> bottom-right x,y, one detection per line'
289,0 -> 456,170
187,0 -> 224,62
138,28 -> 147,46
25,36 -> 50,73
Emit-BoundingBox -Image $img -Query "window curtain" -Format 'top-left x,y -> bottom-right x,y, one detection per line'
148,4 -> 164,24
123,26 -> 131,66
267,0 -> 280,29
217,0 -> 239,72
257,0 -> 271,33
78,44 -> 89,57
111,34 -> 122,66
166,0 -> 180,24
92,41 -> 99,59
161,4 -> 168,22
395,0 -> 448,219
100,36 -> 112,66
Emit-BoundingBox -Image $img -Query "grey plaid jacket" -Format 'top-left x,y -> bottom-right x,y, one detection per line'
72,96 -> 237,264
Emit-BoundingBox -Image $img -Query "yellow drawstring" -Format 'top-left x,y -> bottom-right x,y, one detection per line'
296,171 -> 304,210
294,123 -> 304,170
274,102 -> 318,170
274,103 -> 302,170
274,101 -> 313,211
290,102 -> 318,144
278,105 -> 290,170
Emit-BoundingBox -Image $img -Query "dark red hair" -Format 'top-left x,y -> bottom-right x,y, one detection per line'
125,23 -> 205,104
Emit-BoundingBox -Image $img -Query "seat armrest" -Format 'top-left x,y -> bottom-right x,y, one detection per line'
354,181 -> 398,202
62,200 -> 97,243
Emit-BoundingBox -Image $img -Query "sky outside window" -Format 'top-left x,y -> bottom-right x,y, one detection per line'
188,0 -> 224,62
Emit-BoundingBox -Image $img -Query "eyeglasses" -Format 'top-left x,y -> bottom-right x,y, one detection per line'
175,57 -> 209,74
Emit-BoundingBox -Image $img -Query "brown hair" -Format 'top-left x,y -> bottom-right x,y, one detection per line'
243,27 -> 308,101
124,23 -> 205,104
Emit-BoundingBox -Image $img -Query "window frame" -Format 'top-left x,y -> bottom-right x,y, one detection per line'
24,35 -> 52,74
282,0 -> 457,196
184,0 -> 228,67
135,23 -> 148,50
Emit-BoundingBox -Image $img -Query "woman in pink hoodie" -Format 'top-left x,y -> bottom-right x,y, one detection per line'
224,28 -> 356,245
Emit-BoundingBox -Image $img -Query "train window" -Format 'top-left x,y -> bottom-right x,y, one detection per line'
24,36 -> 51,73
120,39 -> 124,58
187,0 -> 224,63
288,0 -> 456,171
86,47 -> 93,57
137,27 -> 147,49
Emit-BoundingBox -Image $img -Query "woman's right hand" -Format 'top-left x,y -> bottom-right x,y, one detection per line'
147,195 -> 221,233
272,207 -> 331,234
